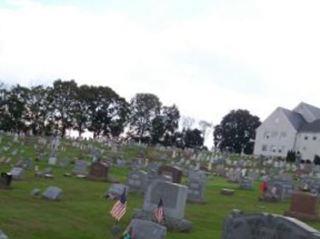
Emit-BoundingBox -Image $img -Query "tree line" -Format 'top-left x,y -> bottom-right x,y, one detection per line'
0,80 -> 204,149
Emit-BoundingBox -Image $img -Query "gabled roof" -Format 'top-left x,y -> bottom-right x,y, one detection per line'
300,119 -> 320,133
293,102 -> 320,122
279,107 -> 306,131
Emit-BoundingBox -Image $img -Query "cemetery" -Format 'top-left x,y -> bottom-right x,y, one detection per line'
2,133 -> 320,238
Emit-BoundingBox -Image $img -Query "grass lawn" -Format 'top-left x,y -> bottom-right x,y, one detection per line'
1,136 -> 320,238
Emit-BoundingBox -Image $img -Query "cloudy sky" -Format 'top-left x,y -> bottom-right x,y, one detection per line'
1,0 -> 320,127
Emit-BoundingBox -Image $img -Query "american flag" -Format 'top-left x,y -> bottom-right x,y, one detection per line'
110,189 -> 127,221
153,198 -> 165,223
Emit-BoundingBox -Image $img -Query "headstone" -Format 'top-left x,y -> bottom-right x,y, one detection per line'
0,172 -> 12,189
188,170 -> 207,183
158,166 -> 182,184
285,191 -> 319,221
143,180 -> 187,219
48,156 -> 57,166
263,178 -> 294,201
127,170 -> 148,193
72,160 -> 88,176
134,180 -> 192,232
106,183 -> 128,200
147,162 -> 161,172
9,167 -> 24,180
88,161 -> 108,181
222,210 -> 320,239
42,186 -> 63,201
240,177 -> 253,190
187,180 -> 205,203
0,230 -> 8,239
127,219 -> 167,239
91,147 -> 101,162
115,159 -> 126,168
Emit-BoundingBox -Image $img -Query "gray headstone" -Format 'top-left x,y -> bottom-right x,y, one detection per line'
106,184 -> 128,200
127,170 -> 148,193
222,210 -> 320,239
42,186 -> 63,201
72,160 -> 88,176
143,180 -> 187,219
0,230 -> 8,239
268,179 -> 294,201
128,219 -> 167,239
187,180 -> 205,203
9,167 -> 24,180
240,177 -> 253,190
48,156 -> 57,166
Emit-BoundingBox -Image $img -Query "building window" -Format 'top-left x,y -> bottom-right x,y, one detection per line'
262,145 -> 267,151
313,136 -> 317,141
271,132 -> 278,138
305,136 -> 309,140
264,132 -> 270,139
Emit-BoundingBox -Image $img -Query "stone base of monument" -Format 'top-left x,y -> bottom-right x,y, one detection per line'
86,175 -> 108,181
285,211 -> 319,221
133,209 -> 192,232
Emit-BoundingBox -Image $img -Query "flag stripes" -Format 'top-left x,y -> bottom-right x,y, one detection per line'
110,189 -> 127,221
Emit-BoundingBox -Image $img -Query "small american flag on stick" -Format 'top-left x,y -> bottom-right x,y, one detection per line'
153,198 -> 165,223
110,189 -> 127,221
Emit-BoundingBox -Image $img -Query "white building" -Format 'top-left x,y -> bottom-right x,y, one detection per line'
254,102 -> 320,161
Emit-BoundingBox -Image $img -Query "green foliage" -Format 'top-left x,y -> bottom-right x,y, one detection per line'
129,93 -> 162,142
0,80 -> 203,148
151,105 -> 180,145
214,109 -> 261,154
286,150 -> 296,163
183,128 -> 204,149
314,155 -> 320,165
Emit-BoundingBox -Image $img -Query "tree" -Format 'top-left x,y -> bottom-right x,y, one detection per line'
286,150 -> 296,163
129,93 -> 162,142
314,155 -> 320,165
184,128 -> 204,149
2,85 -> 29,133
87,86 -> 129,138
150,105 -> 180,145
50,80 -> 78,137
27,86 -> 51,135
214,109 -> 261,154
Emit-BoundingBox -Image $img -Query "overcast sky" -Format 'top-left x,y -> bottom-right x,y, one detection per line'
1,0 -> 320,127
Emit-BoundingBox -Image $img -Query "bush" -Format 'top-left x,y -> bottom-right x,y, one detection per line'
314,155 -> 320,165
286,150 -> 296,163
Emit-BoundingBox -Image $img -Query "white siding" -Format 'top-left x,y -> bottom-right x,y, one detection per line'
295,132 -> 320,161
254,108 -> 297,157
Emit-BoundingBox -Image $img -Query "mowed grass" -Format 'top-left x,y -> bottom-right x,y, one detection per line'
1,137 -> 320,238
